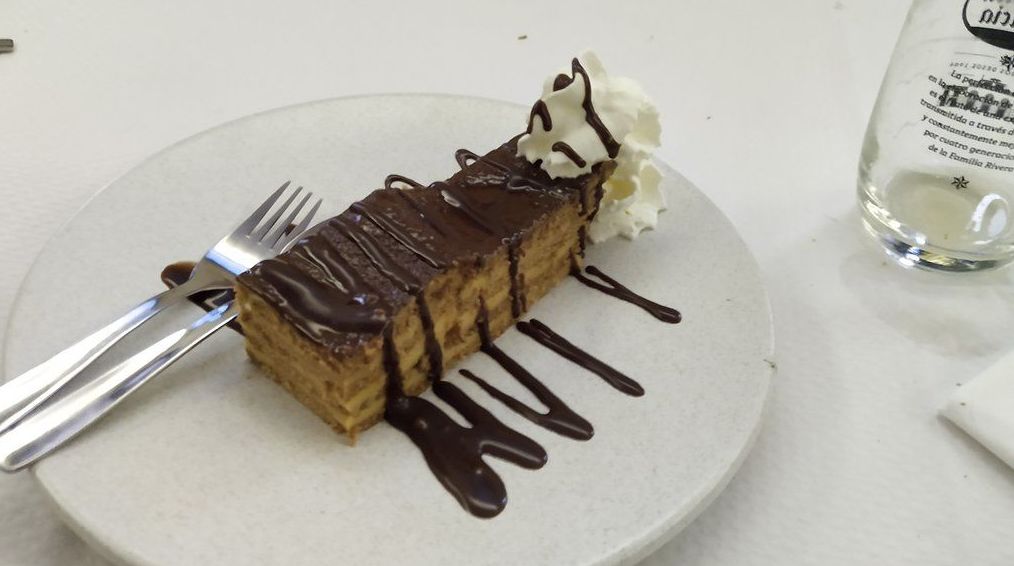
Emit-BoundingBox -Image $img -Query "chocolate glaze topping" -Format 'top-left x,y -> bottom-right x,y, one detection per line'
393,189 -> 450,238
349,200 -> 447,269
384,174 -> 424,189
507,236 -> 525,318
254,254 -> 389,336
465,147 -> 568,201
331,214 -> 445,379
438,182 -> 509,237
454,148 -> 480,170
240,141 -> 598,359
333,215 -> 421,293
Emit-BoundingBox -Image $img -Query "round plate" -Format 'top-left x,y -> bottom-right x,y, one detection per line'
4,95 -> 773,566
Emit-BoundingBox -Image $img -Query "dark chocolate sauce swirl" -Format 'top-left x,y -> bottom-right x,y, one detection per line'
457,366 -> 592,441
551,141 -> 587,168
416,299 -> 444,379
525,100 -> 552,134
459,145 -> 576,206
298,242 -> 368,297
437,182 -> 511,236
334,216 -> 420,293
350,201 -> 447,269
393,189 -> 449,238
551,58 -> 621,159
380,302 -> 545,518
454,149 -> 480,170
433,180 -> 529,326
382,323 -> 404,383
589,185 -> 605,221
254,257 -> 388,336
573,266 -> 682,324
462,308 -> 593,441
385,381 -> 547,518
516,319 -> 643,396
506,174 -> 556,194
384,174 -> 424,189
489,160 -> 559,197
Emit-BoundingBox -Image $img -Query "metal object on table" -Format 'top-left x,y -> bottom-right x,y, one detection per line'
0,302 -> 239,471
0,182 -> 319,435
0,186 -> 321,471
0,39 -> 13,53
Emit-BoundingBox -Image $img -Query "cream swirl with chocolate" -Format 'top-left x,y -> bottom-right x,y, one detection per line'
517,51 -> 665,242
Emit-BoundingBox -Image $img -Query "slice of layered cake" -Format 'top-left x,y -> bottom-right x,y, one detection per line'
235,51 -> 663,438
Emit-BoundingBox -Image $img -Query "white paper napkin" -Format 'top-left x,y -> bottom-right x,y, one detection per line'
943,350 -> 1014,468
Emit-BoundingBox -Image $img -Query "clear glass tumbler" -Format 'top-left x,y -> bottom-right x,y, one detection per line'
859,0 -> 1014,271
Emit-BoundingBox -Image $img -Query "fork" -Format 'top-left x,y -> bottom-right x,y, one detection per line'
0,303 -> 239,471
0,190 -> 321,471
0,182 -> 320,435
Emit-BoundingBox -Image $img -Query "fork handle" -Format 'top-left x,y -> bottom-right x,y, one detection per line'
0,302 -> 238,472
0,274 -> 230,434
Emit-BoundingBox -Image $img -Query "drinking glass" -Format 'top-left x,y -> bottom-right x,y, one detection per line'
859,0 -> 1014,271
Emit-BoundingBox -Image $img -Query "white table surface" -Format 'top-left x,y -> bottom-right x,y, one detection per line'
3,1 -> 1012,565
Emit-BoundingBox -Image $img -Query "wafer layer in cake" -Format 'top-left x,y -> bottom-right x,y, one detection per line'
235,140 -> 613,438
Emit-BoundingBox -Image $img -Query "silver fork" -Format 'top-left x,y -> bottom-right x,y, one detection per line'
0,303 -> 240,471
0,182 -> 320,435
0,190 -> 321,471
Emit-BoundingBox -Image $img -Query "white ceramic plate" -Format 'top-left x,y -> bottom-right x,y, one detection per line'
4,95 -> 773,566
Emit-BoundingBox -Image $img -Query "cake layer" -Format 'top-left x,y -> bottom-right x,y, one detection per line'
236,140 -> 612,438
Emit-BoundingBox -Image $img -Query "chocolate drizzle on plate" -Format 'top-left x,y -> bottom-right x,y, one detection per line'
385,381 -> 547,518
517,319 -> 643,397
573,266 -> 682,324
379,296 -> 547,518
459,305 -> 594,440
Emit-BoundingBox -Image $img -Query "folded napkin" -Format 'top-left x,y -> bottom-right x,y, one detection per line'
943,350 -> 1014,468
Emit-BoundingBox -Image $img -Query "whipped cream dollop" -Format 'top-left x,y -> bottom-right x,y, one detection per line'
517,51 -> 664,242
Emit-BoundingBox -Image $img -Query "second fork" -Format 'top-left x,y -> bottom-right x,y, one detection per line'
0,182 -> 319,434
